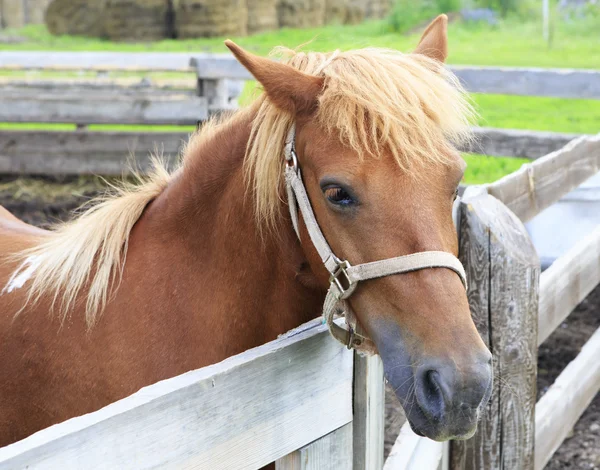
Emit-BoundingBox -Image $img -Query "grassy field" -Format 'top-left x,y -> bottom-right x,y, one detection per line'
1,17 -> 599,184
2,19 -> 600,69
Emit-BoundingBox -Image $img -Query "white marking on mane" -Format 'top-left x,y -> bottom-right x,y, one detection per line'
2,255 -> 41,295
8,159 -> 174,326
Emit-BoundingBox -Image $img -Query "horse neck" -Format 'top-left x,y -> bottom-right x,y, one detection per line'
139,108 -> 324,354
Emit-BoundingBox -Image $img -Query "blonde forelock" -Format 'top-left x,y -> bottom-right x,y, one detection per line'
245,46 -> 476,233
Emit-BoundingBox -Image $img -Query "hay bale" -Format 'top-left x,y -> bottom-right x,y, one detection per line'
278,0 -> 325,28
27,0 -> 52,24
175,0 -> 247,39
104,0 -> 171,41
365,0 -> 391,19
45,0 -> 108,37
324,0 -> 365,24
324,0 -> 346,24
345,0 -> 366,23
247,0 -> 277,34
1,0 -> 25,28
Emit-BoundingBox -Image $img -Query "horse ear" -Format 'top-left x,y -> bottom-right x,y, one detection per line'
414,14 -> 448,63
225,40 -> 324,114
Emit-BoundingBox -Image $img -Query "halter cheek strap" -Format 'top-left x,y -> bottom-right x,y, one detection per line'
284,124 -> 467,354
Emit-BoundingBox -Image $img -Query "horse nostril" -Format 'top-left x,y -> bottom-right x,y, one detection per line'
415,366 -> 449,422
425,370 -> 442,397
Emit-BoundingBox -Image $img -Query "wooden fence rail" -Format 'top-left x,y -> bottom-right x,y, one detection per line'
1,52 -> 599,175
535,327 -> 600,470
0,319 -> 356,470
537,225 -> 600,345
384,423 -> 445,470
451,66 -> 600,100
2,52 -> 600,100
2,127 -> 584,176
487,134 -> 600,222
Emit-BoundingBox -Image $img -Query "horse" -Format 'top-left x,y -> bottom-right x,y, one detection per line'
0,14 -> 492,448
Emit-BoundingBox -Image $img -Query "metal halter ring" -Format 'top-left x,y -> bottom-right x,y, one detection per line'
329,259 -> 353,298
286,149 -> 298,173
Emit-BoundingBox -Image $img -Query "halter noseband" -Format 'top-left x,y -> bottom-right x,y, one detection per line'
284,123 -> 467,354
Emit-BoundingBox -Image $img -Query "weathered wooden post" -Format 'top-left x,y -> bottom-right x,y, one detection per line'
189,57 -> 246,115
450,187 -> 540,470
353,351 -> 385,470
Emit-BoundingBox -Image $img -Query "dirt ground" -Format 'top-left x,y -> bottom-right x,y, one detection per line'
1,175 -> 598,469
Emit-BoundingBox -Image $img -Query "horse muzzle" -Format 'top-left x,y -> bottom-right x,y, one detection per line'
379,333 -> 493,441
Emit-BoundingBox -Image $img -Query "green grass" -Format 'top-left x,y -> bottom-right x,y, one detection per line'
2,18 -> 600,69
463,154 -> 528,184
473,94 -> 600,134
1,17 -> 599,185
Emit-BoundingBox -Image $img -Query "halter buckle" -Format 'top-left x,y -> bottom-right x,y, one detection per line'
329,259 -> 353,298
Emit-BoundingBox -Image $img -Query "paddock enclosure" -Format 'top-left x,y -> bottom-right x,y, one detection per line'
0,52 -> 599,469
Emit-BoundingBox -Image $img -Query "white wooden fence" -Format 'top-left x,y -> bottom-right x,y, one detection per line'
0,319 -> 384,470
1,51 -> 600,174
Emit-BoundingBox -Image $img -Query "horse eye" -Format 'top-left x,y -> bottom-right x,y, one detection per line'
324,186 -> 355,206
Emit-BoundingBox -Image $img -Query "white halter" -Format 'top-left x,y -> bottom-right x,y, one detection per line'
284,123 -> 467,354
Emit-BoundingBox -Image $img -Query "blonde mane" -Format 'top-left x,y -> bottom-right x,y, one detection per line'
5,46 -> 475,327
5,160 -> 174,326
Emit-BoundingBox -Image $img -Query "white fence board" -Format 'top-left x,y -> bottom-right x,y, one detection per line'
538,225 -> 600,345
487,134 -> 600,222
535,327 -> 600,470
1,127 -> 576,176
0,51 -> 198,73
0,319 -> 353,470
464,127 -> 581,160
0,91 -> 208,125
0,51 -> 252,80
0,130 -> 189,175
275,423 -> 353,470
2,52 -> 600,99
451,66 -> 600,99
383,422 -> 443,470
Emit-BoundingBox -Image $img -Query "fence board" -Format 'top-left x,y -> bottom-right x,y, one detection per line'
0,51 -> 253,80
275,423 -> 353,470
535,327 -> 600,470
384,422 -> 443,470
353,346 -> 385,470
450,188 -> 539,470
3,52 -> 599,99
0,81 -> 197,95
0,130 -> 189,175
383,422 -> 420,470
487,134 -> 600,222
0,51 -> 196,73
0,127 -> 577,176
463,127 -> 580,160
0,91 -> 208,125
538,225 -> 600,345
0,319 -> 353,470
451,66 -> 600,99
